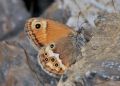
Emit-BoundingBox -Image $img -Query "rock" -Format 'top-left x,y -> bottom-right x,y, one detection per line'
41,2 -> 70,23
58,13 -> 120,86
0,41 -> 39,86
58,0 -> 120,29
0,0 -> 30,41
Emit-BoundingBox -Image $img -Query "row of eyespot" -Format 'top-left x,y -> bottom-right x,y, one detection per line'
43,57 -> 59,67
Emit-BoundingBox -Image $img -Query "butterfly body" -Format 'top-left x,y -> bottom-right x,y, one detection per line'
25,18 -> 82,77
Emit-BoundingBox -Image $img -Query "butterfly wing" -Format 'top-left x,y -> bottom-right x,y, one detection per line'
38,46 -> 67,77
25,18 -> 74,50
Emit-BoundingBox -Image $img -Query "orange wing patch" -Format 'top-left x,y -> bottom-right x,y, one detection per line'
25,18 -> 73,48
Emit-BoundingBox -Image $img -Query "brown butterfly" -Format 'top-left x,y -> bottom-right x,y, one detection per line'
25,18 -> 83,77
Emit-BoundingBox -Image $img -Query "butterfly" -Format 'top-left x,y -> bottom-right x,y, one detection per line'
25,18 -> 83,77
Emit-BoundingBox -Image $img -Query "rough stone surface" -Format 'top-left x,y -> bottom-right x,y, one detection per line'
58,0 -> 120,29
0,0 -> 30,41
41,2 -> 70,23
58,13 -> 120,86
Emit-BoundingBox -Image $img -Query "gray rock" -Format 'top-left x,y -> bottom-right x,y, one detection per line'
58,13 -> 120,86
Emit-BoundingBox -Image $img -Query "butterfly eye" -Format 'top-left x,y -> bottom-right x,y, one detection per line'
35,23 -> 41,29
